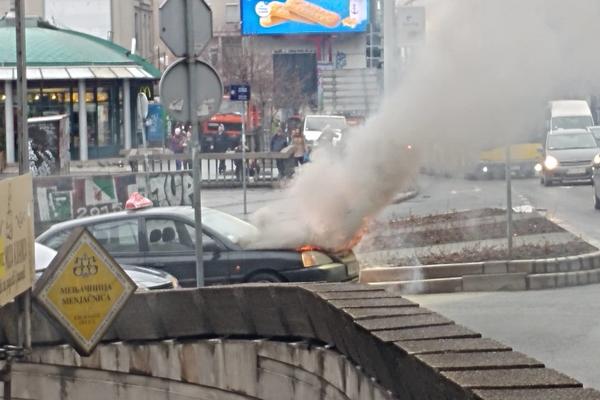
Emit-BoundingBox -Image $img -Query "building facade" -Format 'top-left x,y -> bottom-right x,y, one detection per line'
0,17 -> 159,162
0,0 -> 162,67
203,0 -> 382,124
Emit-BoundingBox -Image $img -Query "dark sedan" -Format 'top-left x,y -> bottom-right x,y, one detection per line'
36,206 -> 359,287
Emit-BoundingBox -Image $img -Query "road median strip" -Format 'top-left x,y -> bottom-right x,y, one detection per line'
359,208 -> 600,293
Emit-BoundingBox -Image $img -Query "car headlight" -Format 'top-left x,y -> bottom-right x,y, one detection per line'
544,155 -> 559,170
594,153 -> 600,165
301,251 -> 334,268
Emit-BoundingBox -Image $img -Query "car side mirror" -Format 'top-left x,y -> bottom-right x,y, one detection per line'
203,242 -> 222,253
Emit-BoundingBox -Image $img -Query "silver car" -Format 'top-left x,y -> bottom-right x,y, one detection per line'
35,242 -> 180,291
540,129 -> 599,186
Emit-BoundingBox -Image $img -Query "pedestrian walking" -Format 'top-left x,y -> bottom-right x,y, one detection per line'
233,141 -> 250,181
183,125 -> 192,169
170,126 -> 187,170
214,124 -> 230,174
270,127 -> 288,178
291,129 -> 306,166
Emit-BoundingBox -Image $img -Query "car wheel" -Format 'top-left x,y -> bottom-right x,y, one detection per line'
246,272 -> 283,283
594,186 -> 600,210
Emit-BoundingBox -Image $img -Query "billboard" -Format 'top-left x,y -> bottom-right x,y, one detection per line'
241,0 -> 370,35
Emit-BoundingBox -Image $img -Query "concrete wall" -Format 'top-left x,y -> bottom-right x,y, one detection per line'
20,339 -> 394,400
2,283 -> 595,399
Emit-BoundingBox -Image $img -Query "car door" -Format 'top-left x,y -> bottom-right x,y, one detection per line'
182,223 -> 233,286
85,217 -> 144,266
140,217 -> 227,287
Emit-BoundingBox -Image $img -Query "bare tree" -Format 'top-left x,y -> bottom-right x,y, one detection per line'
217,38 -> 312,121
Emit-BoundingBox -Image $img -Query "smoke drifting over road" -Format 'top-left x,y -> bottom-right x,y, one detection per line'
250,0 -> 600,251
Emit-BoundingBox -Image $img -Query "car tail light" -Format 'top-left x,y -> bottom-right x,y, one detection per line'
301,251 -> 334,268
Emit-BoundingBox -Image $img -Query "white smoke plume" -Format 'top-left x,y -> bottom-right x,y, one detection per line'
249,0 -> 600,251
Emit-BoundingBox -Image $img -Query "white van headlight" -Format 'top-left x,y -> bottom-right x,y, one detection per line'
594,153 -> 600,165
544,155 -> 559,170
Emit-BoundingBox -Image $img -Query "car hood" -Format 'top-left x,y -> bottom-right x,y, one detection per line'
547,147 -> 599,162
120,265 -> 177,290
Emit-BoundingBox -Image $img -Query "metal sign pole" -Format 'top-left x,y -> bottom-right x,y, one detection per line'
242,101 -> 247,215
505,145 -> 513,260
2,2 -> 33,398
15,0 -> 31,351
2,359 -> 11,400
185,0 -> 204,287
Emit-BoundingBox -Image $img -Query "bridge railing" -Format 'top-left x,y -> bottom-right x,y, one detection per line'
127,150 -> 295,186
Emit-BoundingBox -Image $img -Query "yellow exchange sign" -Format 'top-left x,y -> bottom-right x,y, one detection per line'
35,228 -> 136,355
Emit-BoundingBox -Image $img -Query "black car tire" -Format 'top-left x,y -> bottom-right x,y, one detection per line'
594,186 -> 600,210
246,272 -> 284,283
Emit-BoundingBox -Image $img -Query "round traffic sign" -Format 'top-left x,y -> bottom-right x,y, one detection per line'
159,58 -> 223,123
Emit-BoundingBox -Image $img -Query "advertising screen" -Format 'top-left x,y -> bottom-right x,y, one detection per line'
241,0 -> 370,35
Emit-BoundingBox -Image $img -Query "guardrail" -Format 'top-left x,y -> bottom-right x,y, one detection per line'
127,151 -> 295,186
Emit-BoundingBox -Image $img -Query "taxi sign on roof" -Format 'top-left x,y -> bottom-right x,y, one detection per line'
34,227 -> 136,356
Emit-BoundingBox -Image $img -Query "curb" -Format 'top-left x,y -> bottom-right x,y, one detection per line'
360,251 -> 600,293
392,188 -> 419,204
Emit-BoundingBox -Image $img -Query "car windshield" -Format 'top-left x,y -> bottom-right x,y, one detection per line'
589,127 -> 600,141
547,132 -> 598,150
305,117 -> 347,131
552,116 -> 594,130
187,209 -> 259,246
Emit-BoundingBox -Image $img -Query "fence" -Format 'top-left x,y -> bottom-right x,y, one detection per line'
127,151 -> 295,187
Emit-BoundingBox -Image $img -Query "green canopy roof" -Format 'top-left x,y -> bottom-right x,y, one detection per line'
0,17 -> 160,78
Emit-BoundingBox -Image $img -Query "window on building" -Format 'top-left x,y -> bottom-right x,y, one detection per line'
134,5 -> 154,60
225,3 -> 239,23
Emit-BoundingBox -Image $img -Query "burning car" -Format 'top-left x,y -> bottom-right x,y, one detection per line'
36,206 -> 359,287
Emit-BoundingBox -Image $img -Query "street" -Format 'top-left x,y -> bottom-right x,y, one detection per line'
202,174 -> 600,391
407,285 -> 600,391
385,174 -> 600,247
388,174 -> 600,391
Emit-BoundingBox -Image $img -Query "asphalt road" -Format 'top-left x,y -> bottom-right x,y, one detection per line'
201,174 -> 600,390
400,174 -> 600,390
407,286 -> 600,390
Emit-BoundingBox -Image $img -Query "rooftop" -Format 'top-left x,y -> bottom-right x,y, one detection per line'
0,16 -> 160,79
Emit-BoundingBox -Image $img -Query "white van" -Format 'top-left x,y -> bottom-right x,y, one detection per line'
547,100 -> 594,132
302,115 -> 347,144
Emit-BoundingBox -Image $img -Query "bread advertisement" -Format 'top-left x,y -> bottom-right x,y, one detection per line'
242,0 -> 369,35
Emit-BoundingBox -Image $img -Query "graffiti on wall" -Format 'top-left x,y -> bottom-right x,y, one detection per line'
34,173 -> 196,229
